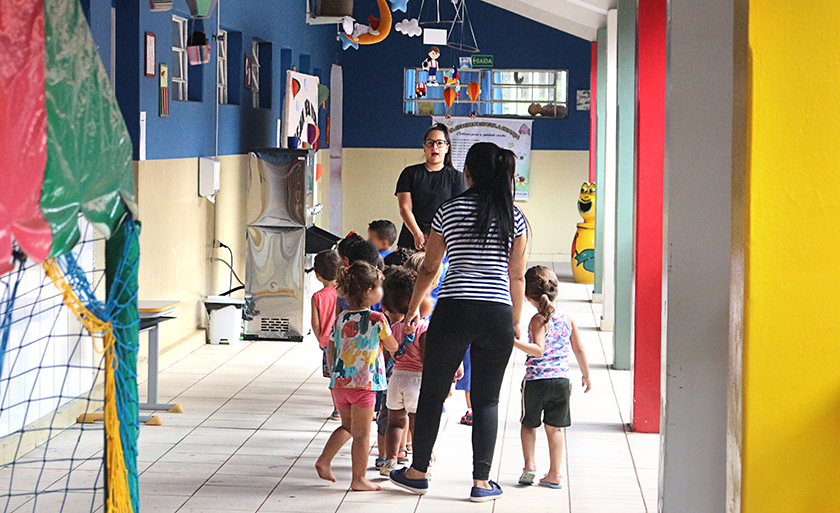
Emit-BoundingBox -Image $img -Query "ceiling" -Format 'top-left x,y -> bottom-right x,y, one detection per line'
480,0 -> 616,41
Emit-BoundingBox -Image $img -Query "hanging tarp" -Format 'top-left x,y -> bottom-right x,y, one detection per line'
0,0 -> 53,275
41,0 -> 138,257
185,0 -> 218,18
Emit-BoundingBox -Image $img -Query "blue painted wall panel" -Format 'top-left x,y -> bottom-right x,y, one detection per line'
107,0 -> 337,160
342,1 -> 591,150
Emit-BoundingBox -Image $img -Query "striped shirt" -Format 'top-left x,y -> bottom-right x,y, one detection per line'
432,194 -> 527,305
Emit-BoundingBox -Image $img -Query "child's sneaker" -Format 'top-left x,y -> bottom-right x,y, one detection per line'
460,410 -> 473,425
329,411 -> 341,421
379,458 -> 399,477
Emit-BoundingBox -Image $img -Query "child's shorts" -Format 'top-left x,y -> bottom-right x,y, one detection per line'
321,347 -> 330,378
455,347 -> 471,391
331,387 -> 378,410
520,377 -> 572,428
386,370 -> 422,413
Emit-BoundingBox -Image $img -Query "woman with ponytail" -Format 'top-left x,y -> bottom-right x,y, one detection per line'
513,265 -> 591,490
389,142 -> 528,503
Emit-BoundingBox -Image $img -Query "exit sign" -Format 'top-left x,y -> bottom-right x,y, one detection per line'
471,55 -> 493,67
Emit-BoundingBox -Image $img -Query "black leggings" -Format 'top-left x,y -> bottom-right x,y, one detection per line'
411,299 -> 514,481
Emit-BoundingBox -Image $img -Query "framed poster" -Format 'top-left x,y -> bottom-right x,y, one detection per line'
244,54 -> 253,89
144,32 -> 156,77
282,71 -> 320,149
159,64 -> 169,117
433,116 -> 533,201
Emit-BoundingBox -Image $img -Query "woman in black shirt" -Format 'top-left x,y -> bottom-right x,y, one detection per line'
395,123 -> 465,250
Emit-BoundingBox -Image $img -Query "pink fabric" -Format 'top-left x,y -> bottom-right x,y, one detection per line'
0,0 -> 52,274
331,387 -> 377,410
313,286 -> 337,349
392,319 -> 429,373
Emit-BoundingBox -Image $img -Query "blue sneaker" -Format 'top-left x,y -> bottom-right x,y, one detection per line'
470,480 -> 503,502
389,467 -> 429,495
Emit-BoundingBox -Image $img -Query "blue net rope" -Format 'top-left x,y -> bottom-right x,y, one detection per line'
0,217 -> 139,512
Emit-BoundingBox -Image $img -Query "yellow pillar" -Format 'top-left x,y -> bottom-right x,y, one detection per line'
744,1 -> 840,511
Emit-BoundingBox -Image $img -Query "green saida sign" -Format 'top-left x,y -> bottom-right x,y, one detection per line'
471,55 -> 493,67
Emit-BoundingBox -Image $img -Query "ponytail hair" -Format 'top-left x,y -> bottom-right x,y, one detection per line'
463,142 -> 517,249
525,265 -> 559,324
336,261 -> 383,307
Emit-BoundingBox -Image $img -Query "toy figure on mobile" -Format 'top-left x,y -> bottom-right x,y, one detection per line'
422,46 -> 440,84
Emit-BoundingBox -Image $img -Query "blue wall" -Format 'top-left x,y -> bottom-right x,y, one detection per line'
342,1 -> 591,151
109,0 -> 338,160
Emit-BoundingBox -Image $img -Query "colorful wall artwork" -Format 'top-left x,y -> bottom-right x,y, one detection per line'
282,70 -> 320,149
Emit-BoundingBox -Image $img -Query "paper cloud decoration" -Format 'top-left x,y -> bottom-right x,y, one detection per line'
395,18 -> 422,37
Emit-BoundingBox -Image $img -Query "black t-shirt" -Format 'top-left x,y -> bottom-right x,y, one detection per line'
395,163 -> 465,248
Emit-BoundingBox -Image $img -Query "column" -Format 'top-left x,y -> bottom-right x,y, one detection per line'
659,0 -> 733,510
601,10 -> 618,332
593,27 -> 607,299
631,0 -> 665,433
612,0 -> 636,371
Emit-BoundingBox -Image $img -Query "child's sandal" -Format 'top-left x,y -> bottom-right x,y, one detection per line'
397,447 -> 409,463
375,457 -> 387,469
518,470 -> 536,486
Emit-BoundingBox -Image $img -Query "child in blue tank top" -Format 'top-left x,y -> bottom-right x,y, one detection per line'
513,265 -> 592,490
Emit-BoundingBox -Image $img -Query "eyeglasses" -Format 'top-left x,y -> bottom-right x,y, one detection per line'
424,140 -> 448,148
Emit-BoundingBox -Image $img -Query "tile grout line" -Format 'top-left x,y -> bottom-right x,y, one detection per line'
172,346 -> 325,513
140,342 -> 296,512
589,297 -> 649,513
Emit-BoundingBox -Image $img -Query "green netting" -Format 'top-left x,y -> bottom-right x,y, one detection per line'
41,0 -> 137,259
104,219 -> 140,512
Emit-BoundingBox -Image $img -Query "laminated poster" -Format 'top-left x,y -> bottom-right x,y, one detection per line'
432,116 -> 533,201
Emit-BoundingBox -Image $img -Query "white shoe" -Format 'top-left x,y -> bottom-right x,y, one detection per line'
380,458 -> 399,477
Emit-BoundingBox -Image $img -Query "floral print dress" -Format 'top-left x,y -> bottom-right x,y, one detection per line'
329,309 -> 391,391
524,312 -> 572,381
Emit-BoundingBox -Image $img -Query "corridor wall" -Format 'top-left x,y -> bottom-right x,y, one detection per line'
341,1 -> 592,262
742,1 -> 840,510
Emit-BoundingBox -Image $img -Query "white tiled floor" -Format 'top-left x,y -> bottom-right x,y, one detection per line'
1,262 -> 659,512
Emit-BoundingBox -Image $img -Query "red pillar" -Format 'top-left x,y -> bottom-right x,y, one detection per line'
632,0 -> 666,433
589,42 -> 597,183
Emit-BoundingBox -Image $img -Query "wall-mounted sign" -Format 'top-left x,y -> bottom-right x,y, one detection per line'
145,32 -> 156,77
159,64 -> 169,117
577,90 -> 591,111
244,54 -> 253,89
471,55 -> 493,67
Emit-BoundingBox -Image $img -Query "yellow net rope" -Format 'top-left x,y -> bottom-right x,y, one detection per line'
42,259 -> 133,513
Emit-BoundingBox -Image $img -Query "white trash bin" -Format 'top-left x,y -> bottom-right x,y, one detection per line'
204,296 -> 245,345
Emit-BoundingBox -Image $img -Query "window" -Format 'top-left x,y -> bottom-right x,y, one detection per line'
403,68 -> 569,119
217,29 -> 228,104
171,15 -> 188,101
251,40 -> 260,108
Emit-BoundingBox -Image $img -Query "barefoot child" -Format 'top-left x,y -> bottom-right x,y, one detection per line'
514,265 -> 591,489
316,262 -> 399,492
311,250 -> 342,421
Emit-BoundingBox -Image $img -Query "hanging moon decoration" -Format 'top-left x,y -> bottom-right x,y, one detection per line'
352,0 -> 392,45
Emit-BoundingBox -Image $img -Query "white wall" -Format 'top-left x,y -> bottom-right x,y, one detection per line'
0,221 -> 100,437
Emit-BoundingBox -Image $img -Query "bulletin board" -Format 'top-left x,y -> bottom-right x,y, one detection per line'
432,116 -> 533,201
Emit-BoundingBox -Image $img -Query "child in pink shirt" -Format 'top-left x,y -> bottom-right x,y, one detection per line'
311,250 -> 341,420
379,265 -> 437,476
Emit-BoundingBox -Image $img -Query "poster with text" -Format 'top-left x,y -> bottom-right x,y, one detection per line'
433,116 -> 533,201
